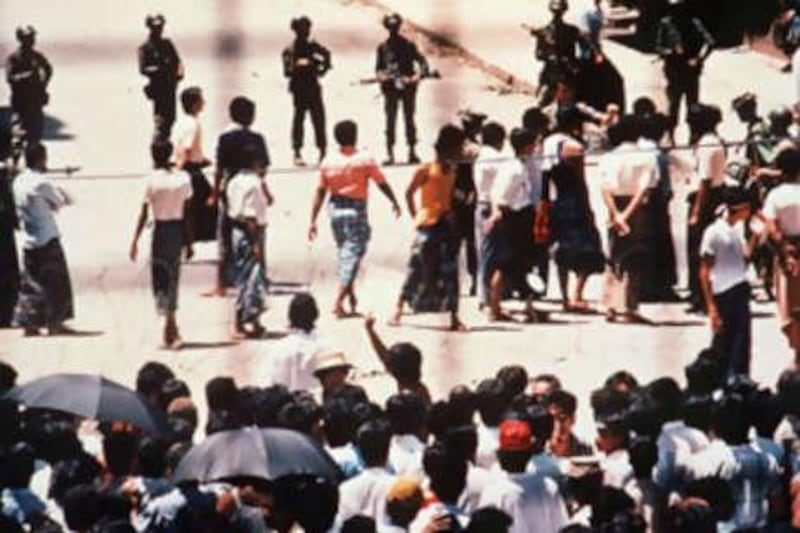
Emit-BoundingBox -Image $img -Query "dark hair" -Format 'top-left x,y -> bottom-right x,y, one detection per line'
356,418 -> 392,467
323,398 -> 357,447
683,393 -> 713,434
555,105 -> 584,134
476,378 -> 509,427
685,477 -> 734,522
531,373 -> 562,395
180,86 -> 203,114
103,431 -> 140,477
205,376 -> 238,411
481,122 -> 506,149
427,400 -> 455,441
290,16 -> 312,32
685,349 -> 723,394
749,389 -> 784,438
604,371 -> 639,393
350,401 -> 384,430
710,393 -> 749,444
509,127 -> 535,156
590,387 -> 631,421
167,416 -> 196,444
0,362 -> 18,394
443,424 -> 479,463
466,507 -> 513,532
687,103 -> 722,135
205,408 -> 239,435
229,96 -> 255,126
628,435 -> 657,479
150,140 -> 173,168
639,113 -> 668,142
334,120 -> 358,147
606,115 -> 640,147
433,124 -> 465,160
386,393 -> 426,436
776,148 -> 800,178
546,389 -> 578,417
276,397 -> 323,435
62,484 -> 101,532
647,377 -> 683,423
497,449 -> 532,473
387,343 -> 422,384
596,509 -> 646,532
24,143 -> 46,168
521,107 -> 549,137
2,442 -> 35,488
288,293 -> 319,332
48,453 -> 102,505
590,487 -> 635,528
668,500 -> 716,533
135,437 -> 167,478
253,385 -> 294,428
340,515 -> 376,533
448,385 -> 476,426
527,403 -> 554,453
497,365 -> 529,401
136,362 -> 175,405
632,97 -> 657,117
422,442 -> 468,504
159,378 -> 190,411
273,475 -> 338,533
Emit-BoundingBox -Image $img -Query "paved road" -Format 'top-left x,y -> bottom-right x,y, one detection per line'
0,0 -> 794,439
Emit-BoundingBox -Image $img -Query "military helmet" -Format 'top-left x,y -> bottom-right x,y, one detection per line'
145,13 -> 166,29
15,25 -> 36,42
290,15 -> 312,32
731,92 -> 756,113
549,0 -> 568,13
383,13 -> 402,30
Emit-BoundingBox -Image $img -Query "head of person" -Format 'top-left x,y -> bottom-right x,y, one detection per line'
229,96 -> 255,127
180,86 -> 204,115
687,103 -> 722,142
475,378 -> 509,427
355,418 -> 392,468
522,107 -> 550,140
24,142 -> 47,171
271,475 -> 339,533
496,419 -> 534,472
334,120 -> 358,148
290,16 -> 312,40
387,342 -> 422,385
590,487 -> 636,528
508,127 -> 536,158
277,396 -> 324,438
0,361 -> 18,396
135,361 -> 175,408
341,515 -> 377,533
158,378 -> 191,412
322,398 -> 357,447
632,97 -> 657,118
590,387 -> 631,424
145,14 -> 165,37
150,140 -> 173,170
166,396 -> 198,433
443,423 -> 479,464
555,104 -> 584,137
525,403 -> 554,454
253,385 -> 294,428
769,106 -> 793,136
554,79 -> 576,105
288,292 -> 318,333
134,436 -> 167,479
312,349 -> 352,394
102,430 -> 140,478
205,376 -> 238,412
647,377 -> 683,425
481,121 -> 506,151
545,389 -> 578,442
434,124 -> 466,162
423,442 -> 468,504
496,365 -> 529,403
709,393 -> 749,444
603,370 -> 639,397
459,109 -> 487,139
595,415 -> 629,455
466,507 -> 513,533
731,92 -> 758,123
684,348 -> 722,394
386,392 -> 427,437
748,389 -> 784,439
448,385 -> 476,425
15,25 -> 36,48
776,148 -> 800,183
530,373 -> 562,401
722,186 -> 752,223
607,115 -> 640,148
385,478 -> 424,528
383,13 -> 403,35
549,0 -> 568,19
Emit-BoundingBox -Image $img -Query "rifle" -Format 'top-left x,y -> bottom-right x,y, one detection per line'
46,166 -> 82,177
353,69 -> 441,90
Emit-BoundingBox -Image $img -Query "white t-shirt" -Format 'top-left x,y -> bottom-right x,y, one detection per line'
693,133 -> 727,189
337,467 -> 397,524
226,171 -> 268,225
763,182 -> 800,237
600,142 -> 657,196
262,330 -> 322,392
475,145 -> 505,203
173,115 -> 205,164
478,471 -> 568,533
700,217 -> 749,294
491,157 -> 532,211
143,169 -> 192,221
388,434 -> 425,478
475,424 -> 500,470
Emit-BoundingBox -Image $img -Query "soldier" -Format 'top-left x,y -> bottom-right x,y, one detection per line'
282,16 -> 331,167
375,13 -> 431,165
532,0 -> 587,107
655,0 -> 714,144
138,14 -> 184,142
5,25 -> 53,155
731,92 -> 770,168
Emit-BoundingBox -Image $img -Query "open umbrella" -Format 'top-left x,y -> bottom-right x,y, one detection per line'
173,427 -> 341,484
3,373 -> 168,435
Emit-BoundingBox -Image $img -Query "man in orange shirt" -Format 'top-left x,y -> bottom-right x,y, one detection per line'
309,120 -> 400,317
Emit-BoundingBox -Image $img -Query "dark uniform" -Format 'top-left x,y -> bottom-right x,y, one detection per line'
138,15 -> 183,142
533,0 -> 584,107
5,26 -> 52,154
282,17 -> 331,166
655,2 -> 714,139
0,158 -> 19,327
376,13 -> 430,164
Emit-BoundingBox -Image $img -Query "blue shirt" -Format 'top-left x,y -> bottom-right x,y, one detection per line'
13,169 -> 68,249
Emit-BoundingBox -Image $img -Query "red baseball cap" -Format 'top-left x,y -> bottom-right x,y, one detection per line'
499,420 -> 533,451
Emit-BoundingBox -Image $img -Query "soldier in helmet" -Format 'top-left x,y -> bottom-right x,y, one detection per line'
655,0 -> 714,144
532,0 -> 587,106
138,14 -> 184,142
375,13 -> 431,165
282,16 -> 331,167
5,25 -> 53,154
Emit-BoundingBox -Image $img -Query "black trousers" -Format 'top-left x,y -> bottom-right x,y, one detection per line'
11,99 -> 44,146
291,88 -> 327,152
664,63 -> 700,132
151,87 -> 177,142
453,205 -> 477,280
711,282 -> 752,377
383,86 -> 417,149
647,193 -> 678,296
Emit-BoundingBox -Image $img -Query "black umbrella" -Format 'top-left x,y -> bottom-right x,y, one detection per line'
3,373 -> 168,435
173,427 -> 341,484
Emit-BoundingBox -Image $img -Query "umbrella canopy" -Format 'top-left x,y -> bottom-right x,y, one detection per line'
173,427 -> 341,484
3,373 -> 168,435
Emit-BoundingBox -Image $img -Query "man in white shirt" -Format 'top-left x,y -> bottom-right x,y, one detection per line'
386,393 -> 426,478
475,378 -> 507,470
263,293 -> 322,391
699,187 -> 757,377
338,419 -> 397,525
478,419 -> 568,533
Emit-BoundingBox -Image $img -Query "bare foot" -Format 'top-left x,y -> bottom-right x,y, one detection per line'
449,319 -> 468,332
332,306 -> 347,319
488,311 -> 514,322
202,287 -> 226,298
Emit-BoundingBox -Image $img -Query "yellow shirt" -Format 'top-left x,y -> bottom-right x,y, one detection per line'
413,162 -> 455,228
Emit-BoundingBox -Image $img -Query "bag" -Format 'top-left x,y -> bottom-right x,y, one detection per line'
533,200 -> 553,245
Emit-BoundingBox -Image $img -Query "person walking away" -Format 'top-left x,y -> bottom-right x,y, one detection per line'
12,143 -> 75,336
375,13 -> 431,165
309,120 -> 400,318
208,96 -> 270,297
6,25 -> 52,157
174,87 -> 216,243
655,0 -> 714,144
138,14 -> 183,142
282,16 -> 331,167
129,141 -> 194,349
600,115 -> 657,324
699,187 -> 758,377
390,125 -> 466,331
764,149 -> 800,366
226,145 -> 273,338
